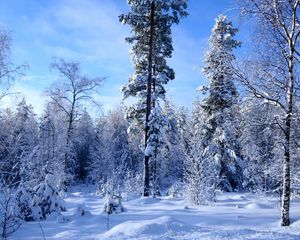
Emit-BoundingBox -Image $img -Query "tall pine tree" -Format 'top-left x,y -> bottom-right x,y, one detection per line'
120,0 -> 187,196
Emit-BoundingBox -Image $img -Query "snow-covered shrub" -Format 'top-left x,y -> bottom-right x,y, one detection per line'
96,178 -> 117,197
15,184 -> 35,222
185,183 -> 215,206
0,188 -> 21,239
122,171 -> 143,200
97,170 -> 143,201
184,152 -> 217,206
57,215 -> 70,223
167,181 -> 184,199
32,173 -> 65,220
102,193 -> 125,214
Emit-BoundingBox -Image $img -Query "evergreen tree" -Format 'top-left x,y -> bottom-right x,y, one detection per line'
145,103 -> 168,195
31,104 -> 67,189
120,0 -> 188,196
0,100 -> 38,187
14,100 -> 39,187
198,15 -> 243,192
159,101 -> 188,191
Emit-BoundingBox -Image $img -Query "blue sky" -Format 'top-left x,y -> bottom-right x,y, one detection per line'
0,0 -> 242,115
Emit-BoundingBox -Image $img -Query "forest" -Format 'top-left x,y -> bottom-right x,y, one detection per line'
1,0 -> 300,239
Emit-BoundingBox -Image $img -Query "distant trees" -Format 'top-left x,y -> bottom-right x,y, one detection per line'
32,104 -> 67,186
240,99 -> 281,192
0,27 -> 28,239
160,101 -> 188,191
120,0 -> 188,197
89,107 -> 133,195
0,101 -> 40,239
73,110 -> 95,182
0,102 -> 38,222
106,108 -> 132,188
0,52 -> 106,237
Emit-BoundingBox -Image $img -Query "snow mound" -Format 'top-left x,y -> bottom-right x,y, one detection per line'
130,197 -> 161,205
231,195 -> 247,200
245,203 -> 273,209
101,216 -> 198,239
219,194 -> 249,203
57,214 -> 71,223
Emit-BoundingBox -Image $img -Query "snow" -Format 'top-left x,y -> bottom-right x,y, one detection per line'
11,188 -> 300,240
102,216 -> 198,239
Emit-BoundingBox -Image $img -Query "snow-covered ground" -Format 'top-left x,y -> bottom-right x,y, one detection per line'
11,188 -> 300,240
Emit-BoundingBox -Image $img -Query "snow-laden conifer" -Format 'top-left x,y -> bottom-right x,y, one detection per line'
32,171 -> 64,220
120,0 -> 188,196
188,15 -> 243,204
201,15 -> 242,192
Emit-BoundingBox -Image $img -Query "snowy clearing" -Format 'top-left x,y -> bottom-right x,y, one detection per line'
11,188 -> 300,240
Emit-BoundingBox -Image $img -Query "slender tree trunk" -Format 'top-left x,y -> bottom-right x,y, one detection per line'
143,1 -> 155,197
1,190 -> 11,240
152,65 -> 157,197
63,100 -> 75,189
282,129 -> 291,226
219,140 -> 226,191
2,202 -> 7,240
64,123 -> 72,170
51,123 -> 55,161
152,65 -> 156,108
281,47 -> 295,226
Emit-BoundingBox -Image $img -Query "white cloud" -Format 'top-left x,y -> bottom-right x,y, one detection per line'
2,0 -> 133,115
2,0 -> 210,114
26,0 -> 131,66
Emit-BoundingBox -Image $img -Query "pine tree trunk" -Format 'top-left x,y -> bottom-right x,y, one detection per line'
143,1 -> 155,197
152,64 -> 157,197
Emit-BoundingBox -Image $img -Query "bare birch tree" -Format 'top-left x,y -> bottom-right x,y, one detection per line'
46,58 -> 103,189
236,0 -> 300,226
0,28 -> 26,100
